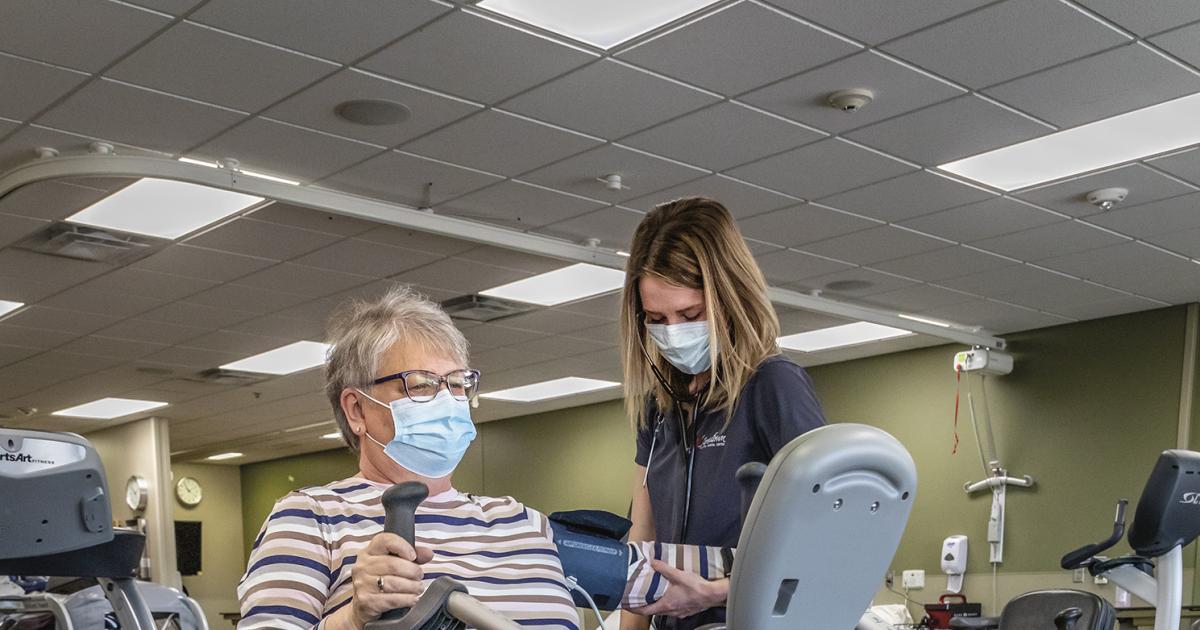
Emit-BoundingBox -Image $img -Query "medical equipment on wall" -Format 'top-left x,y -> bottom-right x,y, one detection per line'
941,535 -> 968,594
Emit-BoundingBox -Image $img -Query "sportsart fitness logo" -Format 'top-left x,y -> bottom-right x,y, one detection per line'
0,451 -> 52,465
1180,492 -> 1200,505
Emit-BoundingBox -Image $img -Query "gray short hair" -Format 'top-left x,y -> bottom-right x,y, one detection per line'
325,285 -> 469,452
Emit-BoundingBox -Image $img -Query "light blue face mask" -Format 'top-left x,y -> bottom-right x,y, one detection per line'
646,321 -> 713,375
357,388 -> 477,478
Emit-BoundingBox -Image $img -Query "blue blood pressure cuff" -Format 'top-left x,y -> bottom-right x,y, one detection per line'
548,510 -> 632,610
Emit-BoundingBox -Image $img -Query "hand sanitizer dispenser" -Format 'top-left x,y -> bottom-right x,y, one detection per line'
942,535 -> 968,593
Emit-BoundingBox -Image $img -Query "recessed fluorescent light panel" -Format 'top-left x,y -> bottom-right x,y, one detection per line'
206,452 -> 243,461
177,157 -> 301,185
52,397 -> 168,420
481,377 -> 621,403
477,0 -> 722,49
0,300 -> 24,319
940,91 -> 1200,191
322,432 -> 343,439
66,178 -> 263,239
898,313 -> 952,328
221,341 -> 332,375
480,263 -> 625,306
778,322 -> 913,353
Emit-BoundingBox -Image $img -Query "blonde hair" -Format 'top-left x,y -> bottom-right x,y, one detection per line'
619,197 -> 780,430
325,285 -> 469,452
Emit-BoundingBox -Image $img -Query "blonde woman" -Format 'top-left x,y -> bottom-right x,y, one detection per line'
619,197 -> 827,630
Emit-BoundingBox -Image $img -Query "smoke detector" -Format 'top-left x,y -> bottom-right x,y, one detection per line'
334,99 -> 412,126
597,174 -> 628,191
827,89 -> 874,112
1086,187 -> 1128,211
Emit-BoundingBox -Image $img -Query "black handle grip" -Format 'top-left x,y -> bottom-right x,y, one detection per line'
1054,607 -> 1083,630
379,482 -> 429,622
736,462 -> 767,528
1060,499 -> 1127,570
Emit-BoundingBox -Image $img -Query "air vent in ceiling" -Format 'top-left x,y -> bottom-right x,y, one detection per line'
15,222 -> 163,264
188,368 -> 272,387
441,294 -> 536,322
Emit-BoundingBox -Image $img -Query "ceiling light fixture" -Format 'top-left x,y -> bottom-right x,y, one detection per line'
480,263 -> 626,306
66,178 -> 264,239
0,300 -> 25,319
939,91 -> 1200,191
177,157 -> 301,186
778,321 -> 913,352
322,432 -> 343,439
476,0 -> 722,49
52,397 -> 169,420
481,376 -> 621,403
898,313 -> 952,328
334,99 -> 412,126
220,341 -> 332,375
206,452 -> 243,461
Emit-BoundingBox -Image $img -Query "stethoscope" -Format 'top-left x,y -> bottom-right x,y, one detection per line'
639,337 -> 703,542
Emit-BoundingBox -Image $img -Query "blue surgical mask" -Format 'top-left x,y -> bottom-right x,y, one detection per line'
646,321 -> 713,375
357,388 -> 477,478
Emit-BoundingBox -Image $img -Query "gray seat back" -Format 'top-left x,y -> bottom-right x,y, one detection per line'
999,590 -> 1115,630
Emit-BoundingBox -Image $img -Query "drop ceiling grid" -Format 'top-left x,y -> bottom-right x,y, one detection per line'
1,0 -> 1200,461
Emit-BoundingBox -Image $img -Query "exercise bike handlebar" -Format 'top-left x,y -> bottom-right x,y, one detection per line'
1060,499 -> 1128,570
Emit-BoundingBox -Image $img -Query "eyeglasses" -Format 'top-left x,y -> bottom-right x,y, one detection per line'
371,368 -> 482,403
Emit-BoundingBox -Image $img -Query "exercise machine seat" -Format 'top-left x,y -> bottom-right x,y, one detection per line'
998,590 -> 1115,630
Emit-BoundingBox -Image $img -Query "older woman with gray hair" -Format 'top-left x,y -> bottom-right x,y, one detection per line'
237,285 -> 729,630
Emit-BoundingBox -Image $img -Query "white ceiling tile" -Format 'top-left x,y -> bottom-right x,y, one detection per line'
191,0 -> 452,63
80,268 -> 218,302
180,330 -> 294,355
0,249 -> 110,285
519,144 -> 707,204
871,246 -> 1017,282
562,322 -> 619,344
499,308 -> 612,335
264,69 -> 481,147
898,196 -> 1065,243
0,274 -> 72,304
1148,148 -> 1200,188
63,335 -> 167,361
355,225 -> 477,257
464,324 -> 546,351
0,324 -> 79,350
246,202 -> 379,237
798,225 -> 950,265
763,0 -> 991,45
517,335 -> 612,360
622,174 -> 799,218
185,217 -> 343,261
621,102 -> 825,171
320,149 -> 503,209
971,221 -> 1130,261
0,212 -> 49,248
0,118 -> 18,139
440,180 -> 607,230
923,298 -> 1071,333
471,345 -> 555,372
993,274 -> 1130,312
133,244 -> 276,282
739,50 -> 965,135
535,206 -> 645,251
0,53 -> 88,121
1078,0 -> 1200,37
455,247 -> 565,275
744,238 -> 785,256
194,117 -> 383,182
503,60 -> 720,139
880,0 -> 1131,89
0,344 -> 40,368
775,308 -> 848,335
754,249 -> 855,284
1085,192 -> 1200,239
393,257 -> 530,295
38,285 -> 164,318
618,1 -> 860,96
1111,260 -> 1200,303
183,283 -> 312,314
122,0 -> 203,15
108,22 -> 339,112
2,305 -> 121,335
861,284 -> 977,312
1050,296 -> 1166,321
402,109 -> 601,177
142,345 -> 245,369
1016,164 -> 1196,218
985,43 -> 1200,128
227,315 -> 327,340
787,267 -> 918,297
95,318 -> 208,345
0,0 -> 170,72
738,204 -> 880,247
938,263 -> 1071,296
727,138 -> 917,199
846,95 -> 1054,166
235,263 -> 373,298
819,171 -> 995,222
1145,227 -> 1200,259
555,292 -> 622,319
37,79 -> 247,155
291,239 -> 444,278
1036,241 -> 1195,294
1150,22 -> 1200,69
359,11 -> 597,104
139,301 -> 259,329
0,180 -> 114,221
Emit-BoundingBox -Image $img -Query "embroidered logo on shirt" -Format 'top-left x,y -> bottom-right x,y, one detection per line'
696,433 -> 727,450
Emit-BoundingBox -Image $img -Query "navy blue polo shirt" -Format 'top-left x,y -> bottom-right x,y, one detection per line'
634,354 -> 826,630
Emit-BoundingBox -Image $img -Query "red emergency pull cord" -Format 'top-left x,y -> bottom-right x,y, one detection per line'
952,367 -> 962,455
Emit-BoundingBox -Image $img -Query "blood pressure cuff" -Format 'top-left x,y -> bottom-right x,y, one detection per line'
548,510 -> 632,610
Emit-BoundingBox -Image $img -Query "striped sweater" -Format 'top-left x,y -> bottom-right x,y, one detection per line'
239,477 -> 731,630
